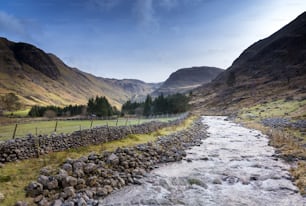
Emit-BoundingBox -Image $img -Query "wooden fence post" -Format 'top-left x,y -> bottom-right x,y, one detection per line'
125,117 -> 128,126
90,120 -> 93,129
12,124 -> 18,139
54,121 -> 58,132
116,117 -> 119,126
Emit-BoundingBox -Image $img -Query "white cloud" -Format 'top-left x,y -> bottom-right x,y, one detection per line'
87,0 -> 121,11
134,0 -> 159,30
0,11 -> 27,36
158,0 -> 178,10
133,0 -> 181,31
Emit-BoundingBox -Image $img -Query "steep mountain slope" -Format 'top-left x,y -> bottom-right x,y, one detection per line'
152,66 -> 222,96
191,12 -> 306,115
0,37 -> 157,109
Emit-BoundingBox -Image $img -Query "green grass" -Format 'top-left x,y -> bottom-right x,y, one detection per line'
0,117 -> 177,141
0,115 -> 195,205
3,109 -> 30,117
238,99 -> 306,121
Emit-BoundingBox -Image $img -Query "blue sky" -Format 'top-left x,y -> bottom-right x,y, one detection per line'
0,0 -> 305,82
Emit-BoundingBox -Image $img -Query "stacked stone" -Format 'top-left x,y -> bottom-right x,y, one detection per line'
25,120 -> 207,206
0,118 -> 187,163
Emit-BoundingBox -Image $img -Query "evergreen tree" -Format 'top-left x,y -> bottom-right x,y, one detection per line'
87,98 -> 95,115
143,95 -> 153,116
153,93 -> 167,114
121,93 -> 190,116
87,96 -> 114,117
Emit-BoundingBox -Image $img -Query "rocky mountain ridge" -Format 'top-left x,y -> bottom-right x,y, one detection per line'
0,37 -> 158,108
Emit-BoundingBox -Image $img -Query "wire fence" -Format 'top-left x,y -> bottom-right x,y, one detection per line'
0,113 -> 188,141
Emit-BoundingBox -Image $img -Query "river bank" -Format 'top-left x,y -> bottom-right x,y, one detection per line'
101,116 -> 306,206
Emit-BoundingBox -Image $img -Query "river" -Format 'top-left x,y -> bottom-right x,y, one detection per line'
100,116 -> 306,206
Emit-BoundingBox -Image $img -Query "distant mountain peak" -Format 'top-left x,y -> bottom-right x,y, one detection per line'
153,66 -> 223,96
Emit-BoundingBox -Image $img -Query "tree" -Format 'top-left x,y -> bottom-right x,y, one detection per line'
0,93 -> 21,112
121,93 -> 190,116
29,104 -> 87,117
153,93 -> 167,114
44,110 -> 57,119
87,96 -> 115,117
143,95 -> 153,116
87,98 -> 95,115
167,93 -> 189,113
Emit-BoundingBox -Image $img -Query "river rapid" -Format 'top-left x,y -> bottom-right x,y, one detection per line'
100,116 -> 306,206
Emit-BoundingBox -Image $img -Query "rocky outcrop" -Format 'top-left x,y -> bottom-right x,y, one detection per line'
25,119 -> 207,205
11,42 -> 60,80
0,116 -> 188,163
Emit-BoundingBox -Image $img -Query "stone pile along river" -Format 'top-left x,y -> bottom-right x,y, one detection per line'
101,116 -> 306,206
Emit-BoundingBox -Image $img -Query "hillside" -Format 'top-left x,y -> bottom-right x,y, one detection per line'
0,37 -> 158,109
152,66 -> 222,96
191,12 -> 306,116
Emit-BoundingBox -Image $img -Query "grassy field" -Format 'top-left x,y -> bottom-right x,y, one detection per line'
0,115 -> 196,205
0,117 -> 177,141
3,109 -> 31,117
238,99 -> 306,121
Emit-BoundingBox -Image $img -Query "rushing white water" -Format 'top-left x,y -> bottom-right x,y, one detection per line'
100,116 -> 306,206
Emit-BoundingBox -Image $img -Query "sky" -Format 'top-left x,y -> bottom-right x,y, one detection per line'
0,0 -> 305,82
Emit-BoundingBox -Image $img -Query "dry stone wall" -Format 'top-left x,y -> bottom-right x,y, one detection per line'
24,119 -> 207,206
0,118 -> 187,163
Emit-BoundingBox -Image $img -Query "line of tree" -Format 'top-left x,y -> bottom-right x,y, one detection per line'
122,93 -> 189,116
28,96 -> 119,117
28,105 -> 86,117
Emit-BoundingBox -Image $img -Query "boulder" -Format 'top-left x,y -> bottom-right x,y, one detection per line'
26,181 -> 43,197
38,175 -> 49,188
47,177 -> 58,190
212,178 -> 222,184
52,199 -> 63,206
63,176 -> 78,187
62,163 -> 73,174
107,153 -> 119,165
84,163 -> 97,174
87,176 -> 98,187
63,186 -> 75,198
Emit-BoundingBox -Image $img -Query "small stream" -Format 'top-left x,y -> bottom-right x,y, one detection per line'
100,116 -> 306,206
